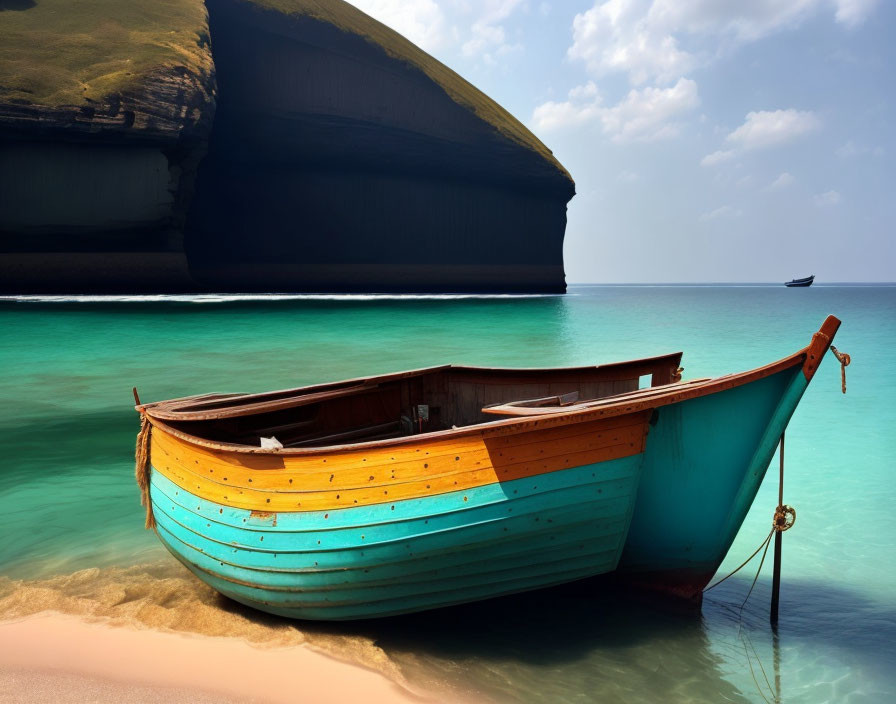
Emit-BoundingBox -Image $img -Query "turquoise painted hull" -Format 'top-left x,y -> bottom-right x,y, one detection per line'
149,455 -> 644,620
618,366 -> 809,598
144,315 -> 840,616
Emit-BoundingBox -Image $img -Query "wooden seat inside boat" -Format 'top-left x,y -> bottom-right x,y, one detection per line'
147,352 -> 684,449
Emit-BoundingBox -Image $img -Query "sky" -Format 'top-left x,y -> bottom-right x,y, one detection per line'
345,0 -> 894,283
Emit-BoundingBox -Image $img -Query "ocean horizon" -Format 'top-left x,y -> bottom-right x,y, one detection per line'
1,284 -> 893,703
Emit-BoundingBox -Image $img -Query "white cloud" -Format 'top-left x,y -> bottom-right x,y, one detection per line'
569,81 -> 599,100
699,205 -> 743,222
814,190 -> 842,206
347,0 -> 526,63
532,77 -> 698,142
601,78 -> 699,141
701,109 -> 820,166
618,170 -> 639,183
461,0 -> 525,61
531,82 -> 603,131
834,0 -> 881,27
768,172 -> 795,190
700,150 -> 735,167
647,0 -> 820,43
725,109 -> 821,150
568,0 -> 693,86
564,1 -> 881,86
348,0 -> 450,51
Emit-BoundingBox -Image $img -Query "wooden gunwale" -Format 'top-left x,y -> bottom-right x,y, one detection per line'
482,377 -> 712,416
139,316 -> 840,456
144,351 -> 800,454
138,355 -> 682,421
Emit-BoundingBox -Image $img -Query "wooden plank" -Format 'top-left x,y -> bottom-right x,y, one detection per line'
151,435 -> 644,513
144,315 -> 834,457
481,378 -> 712,417
152,416 -> 647,493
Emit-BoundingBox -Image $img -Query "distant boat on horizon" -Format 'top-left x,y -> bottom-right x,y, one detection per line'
785,275 -> 815,287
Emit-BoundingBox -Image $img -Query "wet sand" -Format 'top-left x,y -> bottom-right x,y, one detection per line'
0,613 -> 425,704
0,562 -> 441,703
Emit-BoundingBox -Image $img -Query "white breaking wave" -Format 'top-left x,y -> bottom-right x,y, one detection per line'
0,293 -> 560,304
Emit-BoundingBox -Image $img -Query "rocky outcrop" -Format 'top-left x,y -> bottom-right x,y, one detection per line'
0,0 -> 574,294
0,0 -> 215,292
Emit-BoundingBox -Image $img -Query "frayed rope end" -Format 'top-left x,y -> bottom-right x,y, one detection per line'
135,414 -> 156,530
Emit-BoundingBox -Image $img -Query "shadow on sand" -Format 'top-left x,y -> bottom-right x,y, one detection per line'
213,572 -> 894,703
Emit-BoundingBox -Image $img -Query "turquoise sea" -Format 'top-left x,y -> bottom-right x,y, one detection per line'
0,285 -> 893,703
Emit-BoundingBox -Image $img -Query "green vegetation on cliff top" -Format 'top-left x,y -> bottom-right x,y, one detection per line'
1,0 -> 567,180
0,0 -> 211,107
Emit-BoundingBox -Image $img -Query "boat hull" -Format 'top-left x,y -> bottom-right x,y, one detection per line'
137,315 -> 840,617
150,456 -> 644,620
146,413 -> 649,620
617,366 -> 808,600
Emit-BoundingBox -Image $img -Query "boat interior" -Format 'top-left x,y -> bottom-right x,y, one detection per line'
146,353 -> 684,449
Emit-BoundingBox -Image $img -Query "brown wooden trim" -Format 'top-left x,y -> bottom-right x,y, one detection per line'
136,365 -> 452,416
802,315 -> 841,381
143,316 -> 840,456
482,378 -> 713,417
146,383 -> 383,421
137,354 -> 684,420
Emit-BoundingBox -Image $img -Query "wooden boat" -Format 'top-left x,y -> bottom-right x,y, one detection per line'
785,274 -> 815,287
134,316 -> 841,619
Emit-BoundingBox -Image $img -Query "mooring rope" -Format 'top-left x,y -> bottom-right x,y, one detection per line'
704,501 -> 795,594
741,627 -> 777,704
134,413 -> 156,530
703,528 -> 774,594
829,345 -> 851,394
703,433 -> 797,704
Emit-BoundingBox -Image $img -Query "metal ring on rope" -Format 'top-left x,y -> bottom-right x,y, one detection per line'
773,505 -> 795,532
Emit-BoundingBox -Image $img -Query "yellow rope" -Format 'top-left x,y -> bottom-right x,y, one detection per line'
830,345 -> 850,394
134,414 -> 155,530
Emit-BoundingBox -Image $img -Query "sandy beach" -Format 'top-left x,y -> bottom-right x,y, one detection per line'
0,612 -> 425,704
0,562 -> 441,703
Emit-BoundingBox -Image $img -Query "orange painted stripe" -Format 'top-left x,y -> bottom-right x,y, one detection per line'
151,421 -> 644,492
149,412 -> 649,512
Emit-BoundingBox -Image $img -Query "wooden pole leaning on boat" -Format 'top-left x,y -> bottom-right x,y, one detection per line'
770,432 -> 796,626
771,347 -> 846,624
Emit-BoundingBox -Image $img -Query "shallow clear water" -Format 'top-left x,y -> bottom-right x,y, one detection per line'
1,285 -> 893,703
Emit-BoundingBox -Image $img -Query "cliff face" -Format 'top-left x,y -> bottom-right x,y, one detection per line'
0,0 -> 574,294
0,0 -> 215,292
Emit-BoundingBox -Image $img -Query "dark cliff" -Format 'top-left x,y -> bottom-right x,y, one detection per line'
0,0 -> 575,294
